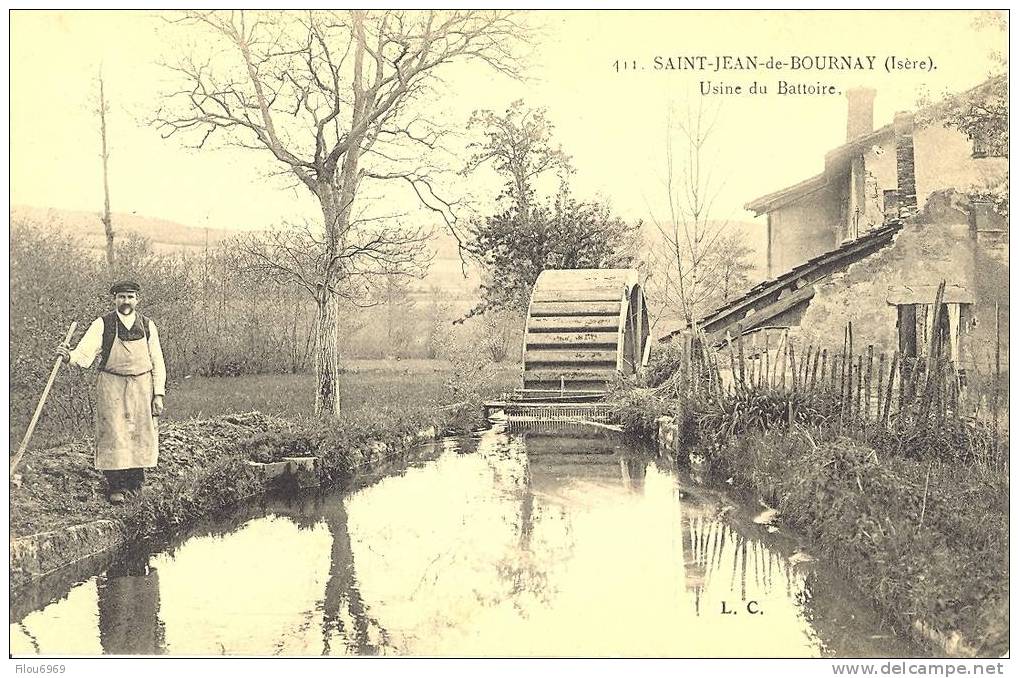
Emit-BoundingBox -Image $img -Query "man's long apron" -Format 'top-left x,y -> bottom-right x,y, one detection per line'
95,332 -> 158,470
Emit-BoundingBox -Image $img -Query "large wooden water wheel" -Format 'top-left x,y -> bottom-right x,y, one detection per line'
521,269 -> 650,393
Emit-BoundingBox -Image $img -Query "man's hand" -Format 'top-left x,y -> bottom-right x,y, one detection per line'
55,343 -> 71,363
152,395 -> 165,417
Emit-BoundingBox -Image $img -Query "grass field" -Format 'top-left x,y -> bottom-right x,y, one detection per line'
164,359 -> 519,422
15,359 -> 521,449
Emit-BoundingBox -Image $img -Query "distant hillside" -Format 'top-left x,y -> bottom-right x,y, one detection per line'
10,204 -> 481,302
10,205 -> 234,254
11,206 -> 767,311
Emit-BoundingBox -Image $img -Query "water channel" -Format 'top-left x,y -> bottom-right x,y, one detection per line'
10,425 -> 921,657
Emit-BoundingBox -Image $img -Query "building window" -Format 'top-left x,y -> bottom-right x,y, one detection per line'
971,132 -> 1008,159
896,302 -> 969,362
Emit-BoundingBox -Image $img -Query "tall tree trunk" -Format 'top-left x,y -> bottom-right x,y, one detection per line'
314,287 -> 342,417
309,187 -> 346,418
99,73 -> 115,275
312,129 -> 362,416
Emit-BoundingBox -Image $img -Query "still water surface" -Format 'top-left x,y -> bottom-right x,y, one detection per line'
10,426 -> 919,656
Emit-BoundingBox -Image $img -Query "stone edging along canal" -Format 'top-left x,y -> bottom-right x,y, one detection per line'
654,415 -> 986,659
10,421 -> 441,592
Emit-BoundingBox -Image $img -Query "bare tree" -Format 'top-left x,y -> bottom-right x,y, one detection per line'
232,218 -> 431,370
647,99 -> 751,331
98,71 -> 115,274
155,10 -> 529,415
424,285 -> 457,360
481,308 -> 519,362
710,231 -> 755,305
383,271 -> 415,357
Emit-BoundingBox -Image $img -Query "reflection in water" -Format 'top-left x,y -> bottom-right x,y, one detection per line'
620,456 -> 648,492
682,514 -> 795,618
10,426 -> 918,657
318,496 -> 391,655
97,553 -> 165,655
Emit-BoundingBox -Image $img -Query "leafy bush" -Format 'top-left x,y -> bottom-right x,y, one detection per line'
9,221 -> 318,444
642,341 -> 687,388
440,350 -> 508,431
481,309 -> 523,363
608,387 -> 671,437
693,386 -> 843,437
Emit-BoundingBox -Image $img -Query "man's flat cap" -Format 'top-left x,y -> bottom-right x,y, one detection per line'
110,280 -> 141,294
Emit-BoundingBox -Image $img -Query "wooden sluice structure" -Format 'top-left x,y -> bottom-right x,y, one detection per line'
486,269 -> 651,431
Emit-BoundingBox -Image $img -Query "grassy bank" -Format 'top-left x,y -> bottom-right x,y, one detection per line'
610,383 -> 1009,656
11,360 -> 519,542
701,429 -> 1008,656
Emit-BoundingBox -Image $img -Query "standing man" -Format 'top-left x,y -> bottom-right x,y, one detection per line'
57,280 -> 166,505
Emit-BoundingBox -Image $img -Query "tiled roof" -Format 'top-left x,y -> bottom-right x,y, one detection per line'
744,173 -> 828,215
661,220 -> 904,342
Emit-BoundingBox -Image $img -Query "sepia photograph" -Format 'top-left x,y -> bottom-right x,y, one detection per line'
6,7 -> 1011,667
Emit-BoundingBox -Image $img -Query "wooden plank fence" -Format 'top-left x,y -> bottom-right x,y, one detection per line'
663,298 -> 1005,462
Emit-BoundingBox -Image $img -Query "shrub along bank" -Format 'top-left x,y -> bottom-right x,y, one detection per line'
11,407 -> 445,542
12,358 -> 518,538
611,384 -> 1009,657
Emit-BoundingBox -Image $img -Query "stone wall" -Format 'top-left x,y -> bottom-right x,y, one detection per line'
796,192 -> 1006,370
861,122 -> 1008,232
797,223 -> 972,354
861,134 -> 896,226
914,123 -> 1009,211
970,236 -> 1010,371
769,183 -> 842,274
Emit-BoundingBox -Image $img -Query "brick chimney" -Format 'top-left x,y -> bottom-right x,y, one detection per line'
894,111 -> 917,219
846,87 -> 876,141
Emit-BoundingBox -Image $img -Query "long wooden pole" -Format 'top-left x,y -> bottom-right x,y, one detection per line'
854,355 -> 863,429
864,345 -> 874,422
727,338 -> 739,395
992,301 -> 1000,459
10,322 -> 78,477
736,327 -> 746,390
876,352 -> 886,424
846,322 -> 854,411
789,344 -> 798,392
883,351 -> 899,426
99,73 -> 115,274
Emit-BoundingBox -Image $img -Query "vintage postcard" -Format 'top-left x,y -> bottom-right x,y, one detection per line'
7,8 -> 1010,669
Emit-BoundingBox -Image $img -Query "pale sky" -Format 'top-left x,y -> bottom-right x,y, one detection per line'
9,10 -> 1007,235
